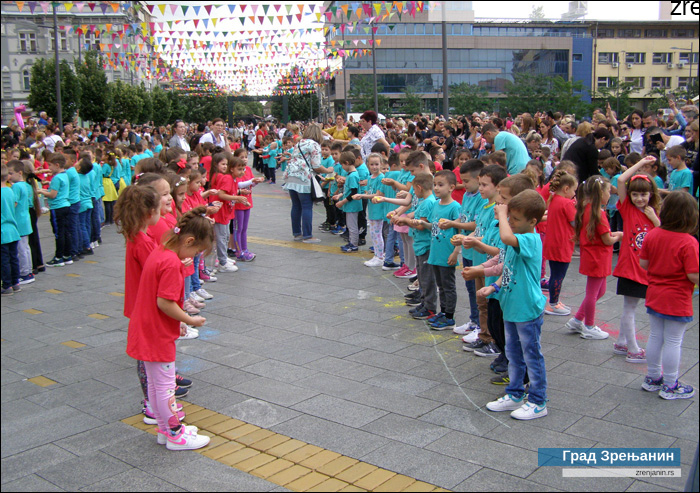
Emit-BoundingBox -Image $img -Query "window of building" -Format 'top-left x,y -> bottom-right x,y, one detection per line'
19,32 -> 37,53
624,77 -> 644,89
644,29 -> 666,38
671,29 -> 695,38
618,29 -> 641,38
678,77 -> 698,89
598,52 -> 618,64
50,30 -> 68,51
625,52 -> 645,64
22,69 -> 31,91
652,53 -> 673,64
572,53 -> 583,62
651,77 -> 671,89
414,24 -> 424,35
597,77 -> 618,88
596,28 -> 615,38
85,32 -> 100,50
679,52 -> 699,64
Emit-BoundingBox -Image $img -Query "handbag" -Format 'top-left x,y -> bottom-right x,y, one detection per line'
298,144 -> 324,203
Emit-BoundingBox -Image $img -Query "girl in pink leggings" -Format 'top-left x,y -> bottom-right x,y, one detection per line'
232,149 -> 263,262
565,176 -> 623,340
126,207 -> 210,451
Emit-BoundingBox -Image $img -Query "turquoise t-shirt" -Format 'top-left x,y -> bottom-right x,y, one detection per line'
48,172 -> 71,209
411,195 -> 437,256
342,171 -> 363,213
356,163 -> 370,193
266,147 -> 278,168
427,200 -> 461,267
89,163 -> 102,199
607,173 -> 621,211
481,219 -> 505,299
121,158 -> 132,185
109,161 -> 121,184
79,173 -> 94,213
330,162 -> 342,195
11,182 -> 32,237
398,169 -> 415,185
494,131 -> 530,174
321,156 -> 335,189
669,168 -> 692,191
472,201 -> 497,266
144,149 -> 154,158
95,163 -> 105,197
460,192 -> 488,260
154,144 -> 163,155
382,170 -> 402,220
367,174 -> 385,220
1,187 -> 20,244
65,167 -> 81,205
653,175 -> 664,190
499,232 -> 547,322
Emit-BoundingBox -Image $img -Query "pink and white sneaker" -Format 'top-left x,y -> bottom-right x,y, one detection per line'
396,268 -> 416,279
612,343 -> 628,355
393,265 -> 409,277
625,349 -> 646,364
156,424 -> 200,445
165,426 -> 210,450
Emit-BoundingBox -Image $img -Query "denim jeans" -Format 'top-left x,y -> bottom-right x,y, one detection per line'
79,210 -> 92,252
504,314 -> 547,405
1,241 -> 20,288
383,222 -> 404,264
91,198 -> 101,242
462,257 -> 479,325
289,189 -> 313,239
68,202 -> 80,256
191,253 -> 202,292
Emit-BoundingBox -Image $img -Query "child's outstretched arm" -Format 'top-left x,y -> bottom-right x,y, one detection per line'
375,194 -> 411,207
617,155 -> 656,202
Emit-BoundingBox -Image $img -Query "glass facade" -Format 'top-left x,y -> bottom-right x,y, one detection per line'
329,23 -> 588,40
351,73 -> 514,94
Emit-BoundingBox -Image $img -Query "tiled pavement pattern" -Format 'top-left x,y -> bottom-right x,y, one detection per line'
1,180 -> 697,492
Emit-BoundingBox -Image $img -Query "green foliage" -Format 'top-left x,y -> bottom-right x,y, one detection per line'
150,86 -> 171,127
271,93 -> 320,122
645,83 -> 699,113
28,58 -> 81,122
529,5 -> 546,19
136,84 -> 153,123
179,95 -> 227,123
348,75 -> 391,115
449,83 -> 491,116
502,74 -> 591,117
591,81 -> 636,119
400,87 -> 423,116
231,101 -> 264,118
75,51 -> 111,123
109,80 -> 143,123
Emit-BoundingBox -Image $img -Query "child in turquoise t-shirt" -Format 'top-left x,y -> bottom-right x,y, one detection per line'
333,151 -> 363,251
665,146 -> 693,194
8,161 -> 34,283
352,153 -> 385,266
37,155 -> 72,266
481,190 -> 548,420
1,164 -> 21,294
425,171 -> 462,330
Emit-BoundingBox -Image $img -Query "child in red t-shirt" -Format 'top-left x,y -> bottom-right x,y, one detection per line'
232,148 -> 264,261
612,156 -> 661,363
640,191 -> 699,400
565,175 -> 623,340
126,207 -> 212,450
542,170 -> 578,317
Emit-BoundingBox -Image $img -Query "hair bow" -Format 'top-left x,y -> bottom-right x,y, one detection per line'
177,158 -> 187,169
630,174 -> 650,183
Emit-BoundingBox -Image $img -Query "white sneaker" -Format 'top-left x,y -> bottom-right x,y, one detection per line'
486,394 -> 526,412
364,256 -> 384,267
226,258 -> 237,266
462,329 -> 481,344
177,327 -> 199,340
157,425 -> 199,444
511,402 -> 548,420
195,288 -> 213,300
580,325 -> 609,340
218,263 -> 238,273
565,317 -> 584,334
545,302 -> 571,316
190,292 -> 205,303
453,321 -> 479,335
163,427 -> 208,449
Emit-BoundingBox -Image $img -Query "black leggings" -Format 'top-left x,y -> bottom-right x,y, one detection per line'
104,200 -> 115,225
28,207 -> 44,270
548,260 -> 570,304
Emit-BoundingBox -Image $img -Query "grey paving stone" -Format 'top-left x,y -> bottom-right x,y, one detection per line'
602,404 -> 699,439
0,473 -> 66,492
181,383 -> 251,412
426,430 -> 541,478
295,372 -> 371,398
339,332 -> 412,354
363,371 -> 441,396
303,356 -> 387,382
525,465 -> 634,492
452,467 -> 562,492
484,420 -> 597,452
1,369 -> 26,386
271,414 -> 390,459
360,413 -> 451,448
553,360 -> 640,387
232,376 -> 319,407
219,398 -> 301,428
241,359 -> 318,384
591,384 -> 694,417
416,383 -> 502,412
35,451 -> 132,490
291,393 -> 388,428
78,468 -> 185,492
566,416 -> 677,449
190,365 -> 257,389
625,479 -> 676,492
54,422 -> 144,457
0,397 -> 46,421
8,344 -> 77,364
26,379 -> 118,408
345,348 -> 425,372
0,443 -> 78,484
547,371 -> 607,397
361,441 -> 481,489
347,386 -> 442,419
418,403 -> 505,437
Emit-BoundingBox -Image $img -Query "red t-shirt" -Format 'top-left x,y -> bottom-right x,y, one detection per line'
211,173 -> 235,224
543,194 -> 576,262
434,162 -> 443,172
147,214 -> 176,246
123,231 -> 157,319
536,184 -> 550,235
578,204 -> 612,278
255,129 -> 267,148
201,155 -> 212,174
235,166 -> 254,211
641,228 -> 699,317
126,247 -> 185,362
182,190 -> 206,213
612,198 -> 655,285
451,168 -> 466,204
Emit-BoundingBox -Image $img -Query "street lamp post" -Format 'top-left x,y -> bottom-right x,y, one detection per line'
52,3 -> 63,133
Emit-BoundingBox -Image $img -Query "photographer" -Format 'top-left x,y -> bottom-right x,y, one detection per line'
644,126 -> 686,174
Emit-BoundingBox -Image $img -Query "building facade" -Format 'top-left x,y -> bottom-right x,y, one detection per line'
0,1 -> 152,125
325,2 -> 697,114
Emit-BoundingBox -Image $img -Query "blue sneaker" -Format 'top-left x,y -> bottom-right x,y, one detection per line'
641,376 -> 664,392
332,226 -> 346,236
340,243 -> 358,253
427,312 -> 443,324
659,381 -> 695,400
412,307 -> 435,320
382,261 -> 401,271
430,314 -> 456,331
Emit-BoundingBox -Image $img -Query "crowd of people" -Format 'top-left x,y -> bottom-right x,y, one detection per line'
1,99 -> 698,449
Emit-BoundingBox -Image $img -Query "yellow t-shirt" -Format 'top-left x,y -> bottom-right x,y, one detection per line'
326,126 -> 349,141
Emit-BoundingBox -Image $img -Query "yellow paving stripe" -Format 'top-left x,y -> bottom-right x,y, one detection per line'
122,402 -> 448,492
28,376 -> 58,387
255,193 -> 291,200
246,236 -> 374,258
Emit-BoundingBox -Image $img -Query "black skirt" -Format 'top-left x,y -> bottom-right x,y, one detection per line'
616,276 -> 647,299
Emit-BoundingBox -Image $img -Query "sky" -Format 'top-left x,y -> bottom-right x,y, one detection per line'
473,1 -> 697,20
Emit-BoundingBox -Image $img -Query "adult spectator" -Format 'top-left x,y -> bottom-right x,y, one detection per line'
168,119 -> 190,152
323,112 -> 349,143
37,112 -> 48,126
114,126 -> 131,147
96,126 -> 110,143
43,124 -> 63,153
282,124 -> 333,243
199,118 -> 227,148
563,128 -> 612,183
24,127 -> 38,148
358,110 -> 389,159
627,110 -> 645,155
561,121 -> 591,159
481,123 -> 530,174
538,119 -> 559,156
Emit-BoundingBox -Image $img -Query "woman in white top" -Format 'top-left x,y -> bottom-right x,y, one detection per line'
168,119 -> 190,151
358,111 -> 389,159
628,110 -> 644,155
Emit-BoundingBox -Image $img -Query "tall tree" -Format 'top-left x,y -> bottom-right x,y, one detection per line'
271,93 -> 320,122
136,83 -> 153,123
348,75 -> 391,115
75,51 -> 111,123
28,58 -> 81,122
449,83 -> 491,116
591,81 -> 636,120
529,5 -> 546,19
400,87 -> 423,116
110,80 -> 143,123
151,86 -> 172,126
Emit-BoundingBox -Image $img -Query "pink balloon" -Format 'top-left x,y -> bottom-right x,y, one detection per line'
14,104 -> 26,130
